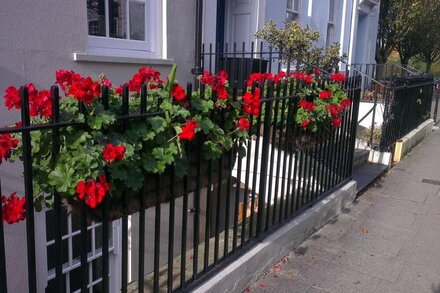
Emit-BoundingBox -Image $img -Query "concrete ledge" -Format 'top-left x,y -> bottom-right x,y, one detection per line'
73,53 -> 174,65
193,180 -> 357,293
393,119 -> 434,163
368,150 -> 392,167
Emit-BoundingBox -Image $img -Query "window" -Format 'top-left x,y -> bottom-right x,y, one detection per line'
86,0 -> 164,58
39,209 -> 121,292
326,0 -> 337,46
286,0 -> 300,23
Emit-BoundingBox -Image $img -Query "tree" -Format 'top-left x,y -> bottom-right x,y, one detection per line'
415,0 -> 440,72
376,0 -> 396,64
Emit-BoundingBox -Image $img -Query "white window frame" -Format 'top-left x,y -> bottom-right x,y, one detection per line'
87,0 -> 165,59
35,210 -> 122,293
286,0 -> 300,22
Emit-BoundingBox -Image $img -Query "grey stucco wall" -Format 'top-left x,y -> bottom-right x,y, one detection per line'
0,1 -> 195,291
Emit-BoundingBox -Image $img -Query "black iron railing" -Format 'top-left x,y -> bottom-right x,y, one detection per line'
348,63 -> 434,152
0,47 -> 361,293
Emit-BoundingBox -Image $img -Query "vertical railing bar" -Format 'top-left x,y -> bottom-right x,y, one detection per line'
180,132 -> 190,287
257,81 -> 274,236
192,88 -> 201,280
232,82 -> 243,251
213,152 -> 223,264
249,84 -> 263,239
284,97 -> 295,218
203,161 -> 213,270
279,82 -> 291,222
265,86 -> 281,231
153,175 -> 162,292
167,166 -> 176,292
50,86 -> 64,293
137,84 -> 147,293
273,97 -> 286,224
20,86 -> 37,293
101,86 -> 110,293
0,180 -> 8,293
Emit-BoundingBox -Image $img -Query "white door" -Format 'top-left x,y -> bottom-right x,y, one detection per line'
225,0 -> 260,50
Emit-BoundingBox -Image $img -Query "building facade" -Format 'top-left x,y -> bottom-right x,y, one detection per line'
0,0 -> 380,292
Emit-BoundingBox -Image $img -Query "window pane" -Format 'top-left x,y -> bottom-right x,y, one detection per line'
129,1 -> 145,40
294,0 -> 300,11
287,0 -> 293,10
329,0 -> 336,22
110,0 -> 128,39
88,0 -> 106,36
286,11 -> 299,23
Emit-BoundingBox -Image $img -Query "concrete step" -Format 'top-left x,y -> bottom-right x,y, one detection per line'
353,162 -> 388,192
353,149 -> 370,170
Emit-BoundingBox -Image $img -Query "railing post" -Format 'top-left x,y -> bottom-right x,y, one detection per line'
256,81 -> 274,237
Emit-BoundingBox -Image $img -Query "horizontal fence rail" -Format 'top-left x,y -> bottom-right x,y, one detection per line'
0,43 -> 361,293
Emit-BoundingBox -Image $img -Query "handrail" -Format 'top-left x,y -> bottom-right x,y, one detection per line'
342,61 -> 388,88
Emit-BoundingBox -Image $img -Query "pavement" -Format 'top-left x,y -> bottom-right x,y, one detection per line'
246,129 -> 440,293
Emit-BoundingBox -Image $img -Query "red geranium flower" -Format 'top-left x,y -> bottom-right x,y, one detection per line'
76,175 -> 109,208
299,100 -> 316,112
327,104 -> 343,116
237,118 -> 251,131
103,144 -> 126,163
301,119 -> 310,128
332,117 -> 343,128
314,68 -> 321,75
319,90 -> 332,100
1,192 -> 26,224
178,119 -> 198,141
30,90 -> 52,118
172,84 -> 186,101
55,69 -> 81,93
216,86 -> 228,100
0,133 -> 19,164
340,98 -> 351,108
304,75 -> 314,84
128,67 -> 163,92
69,76 -> 101,105
331,73 -> 346,83
242,88 -> 261,116
3,86 -> 21,110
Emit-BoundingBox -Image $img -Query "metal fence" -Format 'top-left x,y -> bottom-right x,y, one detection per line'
0,60 -> 361,292
348,63 -> 434,152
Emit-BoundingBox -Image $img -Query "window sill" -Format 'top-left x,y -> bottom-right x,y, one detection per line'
73,53 -> 174,66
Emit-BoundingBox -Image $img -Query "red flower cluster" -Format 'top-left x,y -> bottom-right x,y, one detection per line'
200,71 -> 229,100
0,133 -> 19,164
313,68 -> 321,75
55,69 -> 81,93
301,119 -> 311,128
299,100 -> 316,112
327,104 -> 343,116
237,118 -> 251,131
332,117 -> 343,128
128,67 -> 163,92
330,73 -> 346,83
103,144 -> 126,163
178,119 -> 198,141
242,88 -> 261,116
3,84 -> 54,118
1,192 -> 26,224
246,71 -> 291,87
4,86 -> 21,110
69,76 -> 101,105
172,84 -> 186,101
319,90 -> 332,100
289,72 -> 313,84
340,98 -> 351,108
76,175 -> 110,208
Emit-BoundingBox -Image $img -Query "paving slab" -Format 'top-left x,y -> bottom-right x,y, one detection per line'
246,130 -> 440,293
